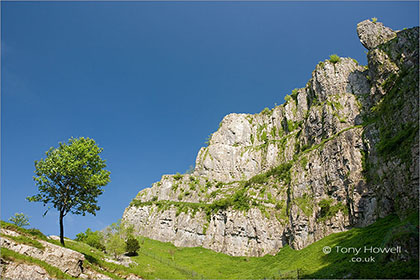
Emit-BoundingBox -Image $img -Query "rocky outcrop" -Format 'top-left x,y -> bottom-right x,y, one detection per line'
0,236 -> 85,277
357,19 -> 397,49
0,228 -> 114,280
122,20 -> 419,257
1,258 -> 53,280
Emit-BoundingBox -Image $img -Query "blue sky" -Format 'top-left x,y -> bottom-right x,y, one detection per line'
1,1 -> 418,238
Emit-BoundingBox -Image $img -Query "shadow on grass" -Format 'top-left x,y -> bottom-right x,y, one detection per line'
304,213 -> 419,279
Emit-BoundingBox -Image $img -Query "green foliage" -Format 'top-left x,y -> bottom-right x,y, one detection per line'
260,107 -> 272,116
245,162 -> 292,188
287,120 -> 300,132
329,54 -> 341,64
171,183 -> 179,192
291,88 -> 299,103
294,193 -> 313,217
126,237 -> 140,256
27,137 -> 110,245
376,122 -> 418,162
372,17 -> 378,23
284,94 -> 291,103
105,233 -> 125,258
367,67 -> 419,167
9,213 -> 30,228
173,173 -> 183,180
270,127 -> 277,138
75,228 -> 105,251
318,198 -> 347,222
261,131 -> 268,143
300,157 -> 308,169
205,134 -> 213,146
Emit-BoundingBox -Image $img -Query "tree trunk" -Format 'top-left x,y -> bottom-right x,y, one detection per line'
59,210 -> 65,246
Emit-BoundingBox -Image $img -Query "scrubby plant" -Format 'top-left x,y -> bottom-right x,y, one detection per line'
9,213 -> 30,228
318,198 -> 347,222
291,88 -> 299,103
126,237 -> 140,256
75,228 -> 106,251
329,54 -> 340,64
372,17 -> 378,23
261,107 -> 271,115
173,173 -> 183,180
106,234 -> 125,258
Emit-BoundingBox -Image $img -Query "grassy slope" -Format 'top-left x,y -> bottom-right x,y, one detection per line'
1,213 -> 418,279
130,213 -> 418,279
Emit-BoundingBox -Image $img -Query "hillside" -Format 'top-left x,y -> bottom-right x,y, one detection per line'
1,213 -> 418,279
122,19 -> 419,258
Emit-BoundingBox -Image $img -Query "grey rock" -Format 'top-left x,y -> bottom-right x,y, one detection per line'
357,19 -> 396,50
1,258 -> 53,280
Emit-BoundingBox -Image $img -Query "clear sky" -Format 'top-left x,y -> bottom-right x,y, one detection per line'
1,1 -> 418,238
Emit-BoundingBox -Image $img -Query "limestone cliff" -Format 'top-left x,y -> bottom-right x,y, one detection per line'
122,20 -> 419,257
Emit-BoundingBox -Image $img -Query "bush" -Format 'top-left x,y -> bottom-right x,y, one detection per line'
106,234 -> 125,258
372,17 -> 378,23
9,213 -> 30,228
126,237 -> 140,256
173,173 -> 183,180
261,107 -> 271,115
329,54 -> 340,64
75,228 -> 106,251
291,88 -> 299,102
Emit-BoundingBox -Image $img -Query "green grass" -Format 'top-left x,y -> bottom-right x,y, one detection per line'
1,234 -> 45,250
2,213 -> 418,279
123,213 -> 418,279
329,54 -> 340,64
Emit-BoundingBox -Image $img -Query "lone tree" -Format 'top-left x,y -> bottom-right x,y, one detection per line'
27,137 -> 110,246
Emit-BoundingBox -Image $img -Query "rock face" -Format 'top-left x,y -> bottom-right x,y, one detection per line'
0,228 -> 113,280
0,235 -> 85,277
122,20 -> 419,256
1,258 -> 53,280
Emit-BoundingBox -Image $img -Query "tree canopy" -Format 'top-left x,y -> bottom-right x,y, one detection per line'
27,137 -> 111,245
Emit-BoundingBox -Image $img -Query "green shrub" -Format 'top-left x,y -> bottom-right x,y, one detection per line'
318,198 -> 347,221
9,213 -> 30,228
126,237 -> 140,256
75,228 -> 106,251
291,88 -> 299,102
105,234 -> 125,258
329,54 -> 340,64
372,17 -> 378,23
261,107 -> 271,115
173,173 -> 183,180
